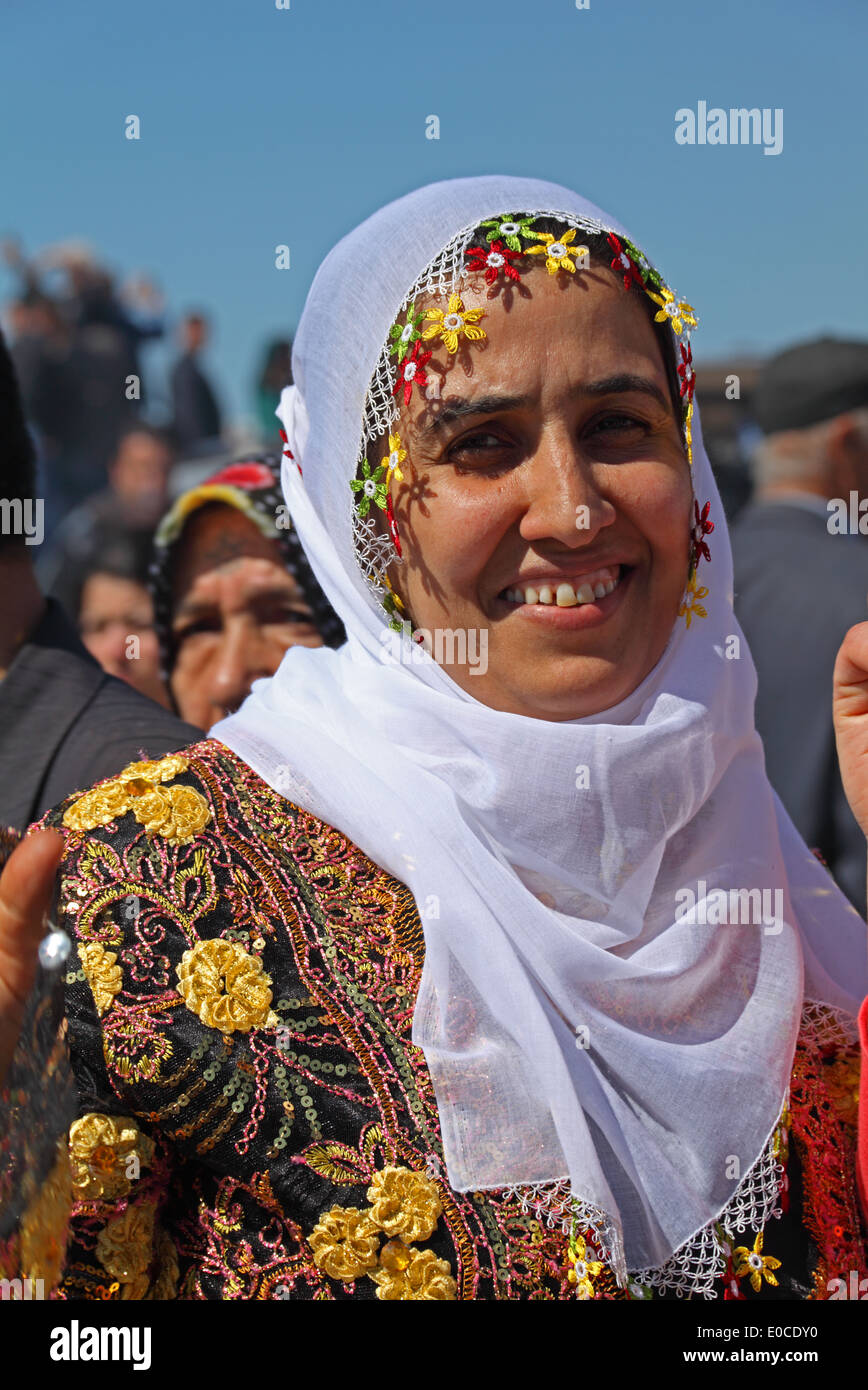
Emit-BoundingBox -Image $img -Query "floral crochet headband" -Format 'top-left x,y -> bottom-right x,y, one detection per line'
334,210 -> 712,634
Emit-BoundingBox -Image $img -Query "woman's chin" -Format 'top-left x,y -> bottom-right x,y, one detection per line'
466,661 -> 640,721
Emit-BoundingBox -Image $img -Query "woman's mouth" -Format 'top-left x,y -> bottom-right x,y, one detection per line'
499,564 -> 626,608
495,564 -> 634,629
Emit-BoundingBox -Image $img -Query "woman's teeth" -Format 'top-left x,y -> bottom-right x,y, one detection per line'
503,566 -> 622,607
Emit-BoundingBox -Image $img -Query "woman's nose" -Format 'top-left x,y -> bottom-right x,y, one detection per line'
518,428 -> 615,548
211,621 -> 271,714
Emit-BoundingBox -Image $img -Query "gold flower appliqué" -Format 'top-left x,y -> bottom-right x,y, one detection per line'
176,937 -> 278,1034
308,1165 -> 457,1300
62,755 -> 211,845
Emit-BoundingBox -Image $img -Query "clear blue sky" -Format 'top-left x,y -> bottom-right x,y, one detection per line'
2,0 -> 865,428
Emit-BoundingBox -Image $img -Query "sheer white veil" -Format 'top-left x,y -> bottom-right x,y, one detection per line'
215,176 -> 867,1278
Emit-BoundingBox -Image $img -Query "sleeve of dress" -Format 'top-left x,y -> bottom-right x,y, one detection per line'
38,769 -> 206,1301
39,749 -> 325,1301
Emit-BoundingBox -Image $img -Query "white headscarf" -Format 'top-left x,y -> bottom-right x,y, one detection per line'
214,176 -> 867,1279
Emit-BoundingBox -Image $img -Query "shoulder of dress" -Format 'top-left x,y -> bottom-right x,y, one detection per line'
45,739 -> 418,954
41,740 -> 256,843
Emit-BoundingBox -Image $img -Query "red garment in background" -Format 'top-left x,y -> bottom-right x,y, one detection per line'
859,995 -> 868,1222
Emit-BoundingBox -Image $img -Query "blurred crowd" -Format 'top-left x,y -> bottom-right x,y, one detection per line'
1,239 -> 318,722
1,236 -> 868,918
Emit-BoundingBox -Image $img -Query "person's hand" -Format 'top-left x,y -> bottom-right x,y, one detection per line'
122,274 -> 164,314
0,830 -> 64,1088
834,622 -> 868,842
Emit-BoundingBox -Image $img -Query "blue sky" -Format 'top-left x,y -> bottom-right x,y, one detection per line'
2,0 -> 865,428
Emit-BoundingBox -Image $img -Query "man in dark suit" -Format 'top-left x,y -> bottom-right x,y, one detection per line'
0,328 -> 201,831
731,337 -> 868,916
169,312 -> 222,454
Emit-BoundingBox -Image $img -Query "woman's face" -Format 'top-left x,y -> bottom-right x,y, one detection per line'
169,505 -> 325,728
79,572 -> 169,709
385,264 -> 693,721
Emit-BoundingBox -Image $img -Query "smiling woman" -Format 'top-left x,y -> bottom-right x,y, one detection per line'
2,176 -> 867,1303
214,176 -> 867,1290
370,221 -> 693,719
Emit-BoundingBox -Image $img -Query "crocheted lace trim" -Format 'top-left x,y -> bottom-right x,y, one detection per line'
501,1000 -> 856,1298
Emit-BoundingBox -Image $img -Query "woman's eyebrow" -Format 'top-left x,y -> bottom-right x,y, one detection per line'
581,374 -> 670,409
172,596 -> 217,625
424,393 -> 530,431
421,375 -> 670,435
249,586 -> 312,614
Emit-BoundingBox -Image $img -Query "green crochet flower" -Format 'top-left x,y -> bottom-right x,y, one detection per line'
350,459 -> 388,517
478,215 -> 540,252
389,308 -> 426,364
622,236 -> 661,290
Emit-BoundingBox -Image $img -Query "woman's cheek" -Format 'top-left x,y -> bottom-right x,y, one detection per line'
407,481 -> 502,572
632,466 -> 692,551
138,631 -> 162,670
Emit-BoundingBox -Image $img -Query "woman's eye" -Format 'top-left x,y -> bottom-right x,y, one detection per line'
174,619 -> 219,643
589,413 -> 650,437
267,608 -> 315,626
449,430 -> 509,455
447,431 -> 517,472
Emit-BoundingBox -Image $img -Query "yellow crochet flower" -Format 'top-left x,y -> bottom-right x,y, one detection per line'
77,941 -> 123,1017
176,937 -> 275,1033
733,1231 -> 781,1293
646,286 -> 698,337
370,1246 -> 457,1300
566,1233 -> 603,1299
525,228 -> 588,275
678,574 -> 709,628
308,1206 -> 381,1281
68,1113 -> 155,1202
63,781 -> 132,832
366,1165 -> 442,1242
381,433 -> 407,483
95,1201 -> 156,1285
421,293 -> 486,354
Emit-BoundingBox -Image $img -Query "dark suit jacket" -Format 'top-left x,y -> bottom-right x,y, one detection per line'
170,352 -> 221,450
0,599 -> 202,831
731,500 -> 868,917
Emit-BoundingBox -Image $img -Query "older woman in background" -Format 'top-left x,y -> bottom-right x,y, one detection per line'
148,456 -> 344,728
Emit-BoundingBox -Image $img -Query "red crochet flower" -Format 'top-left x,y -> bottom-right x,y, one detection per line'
465,240 -> 522,285
606,233 -> 643,291
392,340 -> 432,407
678,342 -> 696,402
210,461 -> 276,490
692,500 -> 714,566
386,492 -> 402,558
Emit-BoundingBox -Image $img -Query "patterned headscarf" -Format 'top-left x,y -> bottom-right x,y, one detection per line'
149,455 -> 344,681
